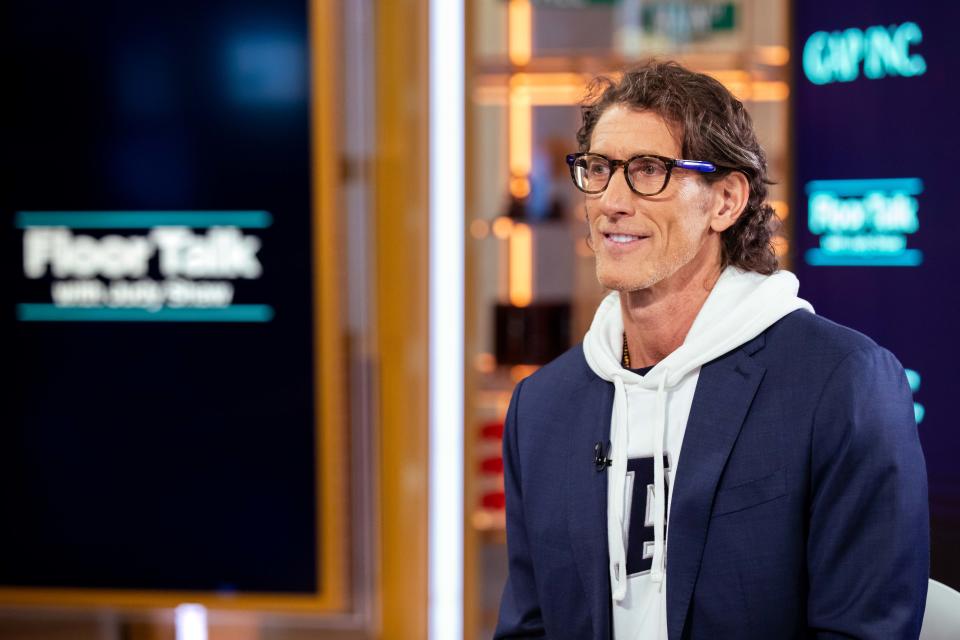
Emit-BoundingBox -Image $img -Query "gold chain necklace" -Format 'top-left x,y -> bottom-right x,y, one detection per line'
621,331 -> 630,369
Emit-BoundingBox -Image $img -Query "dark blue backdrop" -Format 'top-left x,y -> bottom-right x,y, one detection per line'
0,1 -> 319,594
793,1 -> 960,589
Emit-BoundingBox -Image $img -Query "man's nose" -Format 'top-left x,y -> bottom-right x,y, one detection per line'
596,167 -> 635,217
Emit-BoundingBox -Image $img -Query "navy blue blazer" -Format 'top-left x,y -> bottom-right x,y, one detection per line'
494,310 -> 929,639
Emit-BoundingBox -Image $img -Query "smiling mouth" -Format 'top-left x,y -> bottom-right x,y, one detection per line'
603,232 -> 649,244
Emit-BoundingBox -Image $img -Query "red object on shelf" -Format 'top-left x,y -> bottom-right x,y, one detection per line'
480,421 -> 504,440
479,456 -> 504,474
481,491 -> 506,510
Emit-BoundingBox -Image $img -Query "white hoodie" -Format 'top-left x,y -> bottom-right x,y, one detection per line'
583,267 -> 814,640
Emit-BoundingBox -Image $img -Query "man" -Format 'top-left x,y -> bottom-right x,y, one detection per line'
494,61 -> 928,639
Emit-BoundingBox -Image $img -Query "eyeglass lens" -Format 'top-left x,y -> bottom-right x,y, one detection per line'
572,155 -> 669,195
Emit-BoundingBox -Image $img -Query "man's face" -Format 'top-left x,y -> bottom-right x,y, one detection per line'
585,104 -> 720,292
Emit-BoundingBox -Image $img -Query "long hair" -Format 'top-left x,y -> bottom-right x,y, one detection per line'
577,60 -> 779,274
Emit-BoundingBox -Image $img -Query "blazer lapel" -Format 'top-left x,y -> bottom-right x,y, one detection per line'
667,339 -> 766,640
567,375 -> 614,640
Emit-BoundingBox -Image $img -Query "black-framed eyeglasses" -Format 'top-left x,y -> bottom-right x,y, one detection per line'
565,152 -> 720,196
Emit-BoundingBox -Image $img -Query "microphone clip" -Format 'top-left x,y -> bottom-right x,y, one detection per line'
594,441 -> 612,472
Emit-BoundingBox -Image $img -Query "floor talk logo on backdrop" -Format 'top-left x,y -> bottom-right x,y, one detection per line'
804,178 -> 923,267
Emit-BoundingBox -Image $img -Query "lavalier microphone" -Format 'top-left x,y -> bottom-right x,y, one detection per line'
594,441 -> 612,471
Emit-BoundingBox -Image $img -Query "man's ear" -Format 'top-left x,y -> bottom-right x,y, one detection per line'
709,171 -> 750,233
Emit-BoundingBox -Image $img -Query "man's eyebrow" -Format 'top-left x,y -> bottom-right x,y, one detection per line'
587,148 -> 667,157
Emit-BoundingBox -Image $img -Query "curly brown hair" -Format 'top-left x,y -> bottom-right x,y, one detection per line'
576,60 -> 779,275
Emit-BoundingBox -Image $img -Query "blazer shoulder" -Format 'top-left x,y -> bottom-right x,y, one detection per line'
516,343 -> 598,403
765,309 -> 887,363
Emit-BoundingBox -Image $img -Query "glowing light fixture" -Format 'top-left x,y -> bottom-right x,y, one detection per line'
510,176 -> 531,198
755,45 -> 791,66
509,85 -> 532,178
492,216 -> 515,239
508,0 -> 532,66
429,0 -> 464,637
509,223 -> 533,308
174,604 -> 207,640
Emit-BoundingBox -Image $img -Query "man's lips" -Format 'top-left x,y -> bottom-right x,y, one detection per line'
601,231 -> 650,248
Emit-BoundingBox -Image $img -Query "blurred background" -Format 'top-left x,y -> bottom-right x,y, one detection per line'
1,0 -> 956,638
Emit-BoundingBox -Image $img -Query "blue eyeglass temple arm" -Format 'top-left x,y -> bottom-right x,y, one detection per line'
565,154 -> 719,173
674,159 -> 717,172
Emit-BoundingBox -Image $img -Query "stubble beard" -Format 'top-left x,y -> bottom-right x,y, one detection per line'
594,237 -> 703,293
587,188 -> 714,293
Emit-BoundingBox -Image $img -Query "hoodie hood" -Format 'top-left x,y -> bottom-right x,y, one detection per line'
583,266 -> 814,602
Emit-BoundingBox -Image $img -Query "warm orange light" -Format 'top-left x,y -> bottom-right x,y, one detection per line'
474,352 -> 496,374
770,200 -> 789,220
491,216 -> 514,239
706,71 -> 789,103
772,236 -> 790,256
510,72 -> 587,88
475,71 -> 785,105
475,72 -> 589,106
470,218 -> 490,240
508,0 -> 532,66
522,84 -> 586,105
509,87 -> 532,176
750,81 -> 790,102
510,176 -> 531,198
755,45 -> 791,66
708,69 -> 752,87
509,222 -> 533,307
510,364 -> 539,382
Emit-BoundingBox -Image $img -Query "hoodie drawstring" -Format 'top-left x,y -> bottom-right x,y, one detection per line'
609,374 -> 629,601
651,371 -> 667,588
609,371 -> 668,600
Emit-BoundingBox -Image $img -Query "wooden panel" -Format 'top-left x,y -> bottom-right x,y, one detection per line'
374,0 -> 431,638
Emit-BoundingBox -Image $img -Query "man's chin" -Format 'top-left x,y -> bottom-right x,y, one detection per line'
596,267 -> 658,293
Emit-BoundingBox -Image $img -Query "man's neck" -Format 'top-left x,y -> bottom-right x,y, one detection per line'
620,256 -> 723,368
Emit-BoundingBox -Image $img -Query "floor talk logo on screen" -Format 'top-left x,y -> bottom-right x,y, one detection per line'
805,178 -> 923,267
15,211 -> 274,322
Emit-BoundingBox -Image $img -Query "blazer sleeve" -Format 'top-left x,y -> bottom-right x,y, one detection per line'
806,345 -> 929,639
494,379 -> 548,639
